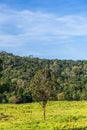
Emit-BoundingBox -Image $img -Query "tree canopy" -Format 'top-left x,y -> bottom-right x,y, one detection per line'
0,51 -> 87,103
30,70 -> 57,119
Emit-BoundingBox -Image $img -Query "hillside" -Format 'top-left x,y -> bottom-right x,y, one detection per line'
0,51 -> 87,103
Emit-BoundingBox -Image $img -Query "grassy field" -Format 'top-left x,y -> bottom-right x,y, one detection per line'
0,101 -> 87,130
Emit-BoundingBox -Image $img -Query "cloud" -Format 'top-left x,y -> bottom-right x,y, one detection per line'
0,4 -> 87,59
0,4 -> 87,46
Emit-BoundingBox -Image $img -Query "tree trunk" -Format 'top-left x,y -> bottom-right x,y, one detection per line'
42,101 -> 47,120
43,106 -> 46,120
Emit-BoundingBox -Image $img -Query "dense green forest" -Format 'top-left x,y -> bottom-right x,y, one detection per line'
0,51 -> 87,103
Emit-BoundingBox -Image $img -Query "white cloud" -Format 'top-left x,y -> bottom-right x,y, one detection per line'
0,4 -> 87,49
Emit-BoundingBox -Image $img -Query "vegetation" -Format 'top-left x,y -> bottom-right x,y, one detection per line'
0,101 -> 87,129
1,51 -> 87,129
30,70 -> 57,120
0,51 -> 87,103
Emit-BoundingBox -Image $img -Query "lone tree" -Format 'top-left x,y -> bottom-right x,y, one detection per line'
30,70 -> 57,120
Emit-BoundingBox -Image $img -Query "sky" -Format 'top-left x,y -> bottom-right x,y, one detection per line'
0,0 -> 87,59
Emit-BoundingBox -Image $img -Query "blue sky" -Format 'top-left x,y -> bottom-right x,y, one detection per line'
0,0 -> 87,59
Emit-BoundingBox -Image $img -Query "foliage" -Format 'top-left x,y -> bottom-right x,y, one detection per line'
30,70 -> 57,119
0,51 -> 87,102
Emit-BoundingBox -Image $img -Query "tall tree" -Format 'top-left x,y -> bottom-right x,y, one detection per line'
30,70 -> 57,120
0,58 -> 2,79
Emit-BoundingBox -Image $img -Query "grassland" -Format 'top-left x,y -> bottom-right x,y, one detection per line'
0,101 -> 87,130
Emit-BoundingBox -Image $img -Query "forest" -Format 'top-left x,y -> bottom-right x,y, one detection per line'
0,51 -> 87,103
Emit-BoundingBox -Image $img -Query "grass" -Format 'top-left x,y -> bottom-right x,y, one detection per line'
0,101 -> 87,129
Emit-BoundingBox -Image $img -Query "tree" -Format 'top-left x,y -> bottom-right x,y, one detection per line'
0,58 -> 2,77
0,58 -> 3,84
30,70 -> 57,120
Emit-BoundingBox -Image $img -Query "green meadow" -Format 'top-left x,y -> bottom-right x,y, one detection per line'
0,101 -> 87,130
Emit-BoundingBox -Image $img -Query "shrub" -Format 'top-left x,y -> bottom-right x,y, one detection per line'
9,96 -> 19,103
57,92 -> 66,100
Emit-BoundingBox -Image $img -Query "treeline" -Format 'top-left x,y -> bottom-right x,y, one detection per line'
0,51 -> 87,103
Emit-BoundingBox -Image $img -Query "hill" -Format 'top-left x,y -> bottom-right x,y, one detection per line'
0,51 -> 87,103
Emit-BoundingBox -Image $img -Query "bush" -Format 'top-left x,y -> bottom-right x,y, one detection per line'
9,96 -> 19,103
57,92 -> 66,100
